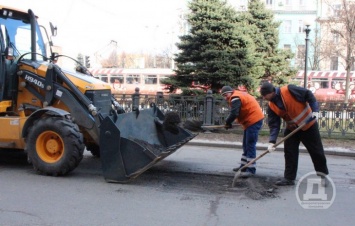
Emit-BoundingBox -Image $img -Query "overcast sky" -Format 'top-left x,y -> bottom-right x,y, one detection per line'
3,0 -> 188,58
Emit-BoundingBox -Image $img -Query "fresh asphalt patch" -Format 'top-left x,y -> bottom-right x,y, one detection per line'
0,151 -> 290,201
137,169 -> 286,200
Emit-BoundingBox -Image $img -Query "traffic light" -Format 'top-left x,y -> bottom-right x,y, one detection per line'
85,56 -> 90,68
77,55 -> 83,65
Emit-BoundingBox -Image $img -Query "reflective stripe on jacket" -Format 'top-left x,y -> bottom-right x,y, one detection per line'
268,86 -> 314,130
227,90 -> 264,129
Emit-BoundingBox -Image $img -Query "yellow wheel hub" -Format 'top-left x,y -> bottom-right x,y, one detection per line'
36,131 -> 64,163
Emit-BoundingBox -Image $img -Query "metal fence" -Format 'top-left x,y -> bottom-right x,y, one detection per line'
114,90 -> 355,139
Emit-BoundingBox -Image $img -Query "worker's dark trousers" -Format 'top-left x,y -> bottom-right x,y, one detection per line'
283,122 -> 329,180
241,119 -> 263,174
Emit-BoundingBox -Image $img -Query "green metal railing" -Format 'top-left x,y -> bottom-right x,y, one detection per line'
114,90 -> 355,139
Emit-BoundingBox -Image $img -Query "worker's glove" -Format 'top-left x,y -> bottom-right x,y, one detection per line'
267,143 -> 276,153
224,123 -> 233,130
312,112 -> 319,121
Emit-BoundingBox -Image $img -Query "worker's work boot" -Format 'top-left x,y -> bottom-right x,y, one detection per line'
316,173 -> 329,187
275,178 -> 295,186
240,171 -> 254,178
232,165 -> 245,172
321,176 -> 329,187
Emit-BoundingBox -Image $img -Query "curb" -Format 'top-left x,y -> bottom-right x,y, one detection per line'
187,140 -> 355,157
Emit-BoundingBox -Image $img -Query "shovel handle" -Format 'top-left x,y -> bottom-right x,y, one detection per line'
232,118 -> 313,186
241,120 -> 309,171
273,120 -> 308,147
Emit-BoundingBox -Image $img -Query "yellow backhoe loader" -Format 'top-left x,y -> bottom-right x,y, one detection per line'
0,5 -> 195,183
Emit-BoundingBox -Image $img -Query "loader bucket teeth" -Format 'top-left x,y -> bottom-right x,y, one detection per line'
100,105 -> 196,183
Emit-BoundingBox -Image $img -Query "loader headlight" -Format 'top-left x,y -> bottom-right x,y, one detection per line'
2,10 -> 13,17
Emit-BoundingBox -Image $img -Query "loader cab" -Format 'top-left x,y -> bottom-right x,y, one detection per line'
0,6 -> 50,104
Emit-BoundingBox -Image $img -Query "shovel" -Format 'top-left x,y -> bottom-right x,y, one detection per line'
231,119 -> 313,187
201,124 -> 240,130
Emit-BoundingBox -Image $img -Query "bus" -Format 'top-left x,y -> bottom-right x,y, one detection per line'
295,71 -> 355,102
88,68 -> 175,94
89,68 -> 355,101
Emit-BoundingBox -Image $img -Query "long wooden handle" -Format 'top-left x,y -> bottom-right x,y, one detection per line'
201,124 -> 240,129
201,125 -> 225,129
239,119 -> 310,171
232,119 -> 314,187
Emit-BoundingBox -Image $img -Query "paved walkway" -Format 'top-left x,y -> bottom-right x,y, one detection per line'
187,137 -> 355,157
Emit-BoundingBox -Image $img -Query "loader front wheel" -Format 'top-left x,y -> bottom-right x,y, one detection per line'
26,117 -> 85,176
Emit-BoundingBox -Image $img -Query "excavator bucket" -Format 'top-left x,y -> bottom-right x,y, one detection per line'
99,104 -> 196,183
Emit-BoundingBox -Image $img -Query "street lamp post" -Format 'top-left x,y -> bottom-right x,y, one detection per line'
304,24 -> 311,89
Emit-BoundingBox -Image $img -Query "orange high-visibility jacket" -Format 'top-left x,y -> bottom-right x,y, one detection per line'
228,90 -> 264,129
269,86 -> 314,130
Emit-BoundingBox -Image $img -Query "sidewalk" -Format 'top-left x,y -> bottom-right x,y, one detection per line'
187,135 -> 355,157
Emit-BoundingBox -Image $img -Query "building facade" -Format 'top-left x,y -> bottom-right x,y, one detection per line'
230,0 -> 354,71
270,0 -> 318,70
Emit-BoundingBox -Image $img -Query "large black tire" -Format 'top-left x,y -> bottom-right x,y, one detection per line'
26,117 -> 85,176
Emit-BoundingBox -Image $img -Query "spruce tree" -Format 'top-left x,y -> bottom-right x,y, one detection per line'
168,0 -> 259,94
165,0 -> 294,95
242,0 -> 295,86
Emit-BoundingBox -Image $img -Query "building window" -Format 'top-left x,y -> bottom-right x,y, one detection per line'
332,4 -> 341,17
298,20 -> 304,33
330,57 -> 338,70
332,33 -> 339,44
266,0 -> 273,5
284,20 -> 292,33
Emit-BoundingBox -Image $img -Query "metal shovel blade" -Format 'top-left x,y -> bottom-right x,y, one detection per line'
100,106 -> 196,183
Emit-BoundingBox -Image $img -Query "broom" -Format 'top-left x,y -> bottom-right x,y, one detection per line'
163,111 -> 182,134
183,119 -> 240,132
183,119 -> 204,132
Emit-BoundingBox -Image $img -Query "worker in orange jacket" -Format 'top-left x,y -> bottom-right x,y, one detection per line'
221,86 -> 264,178
260,82 -> 329,186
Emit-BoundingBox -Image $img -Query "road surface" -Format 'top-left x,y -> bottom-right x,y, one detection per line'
0,144 -> 354,226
